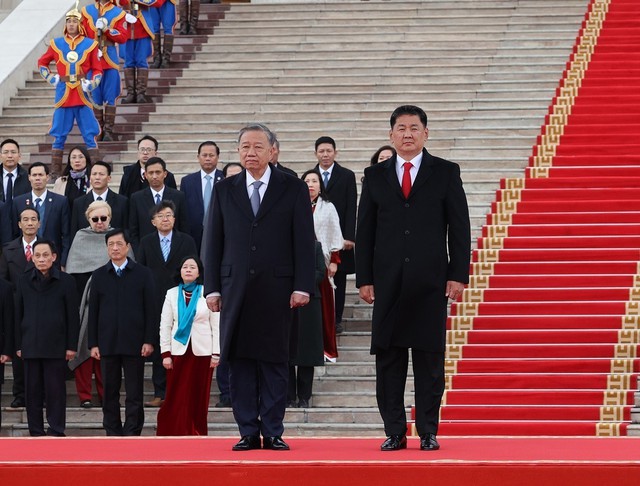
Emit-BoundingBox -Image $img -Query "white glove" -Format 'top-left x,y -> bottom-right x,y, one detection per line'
49,74 -> 60,87
97,49 -> 103,59
125,13 -> 137,24
96,17 -> 108,30
81,78 -> 92,92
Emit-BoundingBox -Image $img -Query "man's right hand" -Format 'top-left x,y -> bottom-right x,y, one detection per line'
359,285 -> 375,304
90,346 -> 101,360
207,295 -> 221,312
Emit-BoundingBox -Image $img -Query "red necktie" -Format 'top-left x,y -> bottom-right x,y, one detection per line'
402,162 -> 412,199
25,244 -> 32,262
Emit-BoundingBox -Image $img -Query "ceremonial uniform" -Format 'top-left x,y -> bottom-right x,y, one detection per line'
82,1 -> 129,141
122,0 -> 159,103
151,0 -> 177,68
38,10 -> 103,179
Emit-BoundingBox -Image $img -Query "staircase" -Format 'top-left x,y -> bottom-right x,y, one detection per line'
0,0 -> 591,436
438,0 -> 640,437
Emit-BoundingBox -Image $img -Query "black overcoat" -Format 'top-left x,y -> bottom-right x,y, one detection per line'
88,259 -> 158,355
355,149 -> 471,353
203,165 -> 315,363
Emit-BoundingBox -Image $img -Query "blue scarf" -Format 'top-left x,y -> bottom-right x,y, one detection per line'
173,282 -> 202,345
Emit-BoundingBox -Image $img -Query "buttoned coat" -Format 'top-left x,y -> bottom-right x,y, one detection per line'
128,186 -> 189,250
355,149 -> 471,353
10,192 -> 71,266
203,165 -> 315,363
179,169 -> 223,252
136,229 -> 197,308
88,259 -> 158,355
0,237 -> 35,290
15,267 -> 79,359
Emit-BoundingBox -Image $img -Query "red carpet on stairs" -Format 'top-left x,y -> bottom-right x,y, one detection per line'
427,0 -> 640,437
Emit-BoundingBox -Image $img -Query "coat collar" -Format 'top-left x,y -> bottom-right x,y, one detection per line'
231,164 -> 287,221
383,148 -> 434,200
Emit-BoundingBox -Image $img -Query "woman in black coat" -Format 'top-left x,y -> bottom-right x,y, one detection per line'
288,241 -> 325,408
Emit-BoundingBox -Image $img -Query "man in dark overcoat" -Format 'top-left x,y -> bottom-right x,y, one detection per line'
203,123 -> 315,451
88,228 -> 156,436
15,240 -> 79,436
356,105 -> 471,452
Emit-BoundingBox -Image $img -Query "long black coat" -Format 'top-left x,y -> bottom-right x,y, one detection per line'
0,278 -> 14,359
136,230 -> 197,308
314,162 -> 357,273
15,267 -> 79,359
88,259 -> 158,355
203,165 -> 315,363
355,149 -> 471,353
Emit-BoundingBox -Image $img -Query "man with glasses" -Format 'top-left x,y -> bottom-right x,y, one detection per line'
88,228 -> 156,436
71,161 -> 128,237
128,156 -> 188,252
118,135 -> 176,199
136,200 -> 196,407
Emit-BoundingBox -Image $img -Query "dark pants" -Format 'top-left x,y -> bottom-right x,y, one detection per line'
12,354 -> 24,401
288,365 -> 314,402
216,359 -> 230,401
24,358 -> 68,436
375,346 -> 445,437
101,354 -> 145,436
333,270 -> 347,325
150,346 -> 166,399
229,358 -> 288,438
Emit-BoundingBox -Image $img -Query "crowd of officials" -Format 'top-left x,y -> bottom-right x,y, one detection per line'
3,0 -> 472,448
0,129 -> 363,438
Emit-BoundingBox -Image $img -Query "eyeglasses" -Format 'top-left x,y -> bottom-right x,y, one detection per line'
155,213 -> 174,220
91,216 -> 109,222
138,147 -> 155,153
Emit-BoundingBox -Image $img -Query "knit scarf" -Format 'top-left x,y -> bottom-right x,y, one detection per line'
173,282 -> 202,345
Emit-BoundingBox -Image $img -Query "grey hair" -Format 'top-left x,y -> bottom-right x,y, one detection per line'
237,123 -> 276,146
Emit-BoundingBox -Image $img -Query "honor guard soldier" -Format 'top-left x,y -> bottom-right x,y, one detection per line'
38,2 -> 103,179
81,0 -> 129,142
151,0 -> 177,69
122,0 -> 160,104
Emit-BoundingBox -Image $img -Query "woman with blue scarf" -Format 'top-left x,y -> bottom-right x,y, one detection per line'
156,256 -> 220,436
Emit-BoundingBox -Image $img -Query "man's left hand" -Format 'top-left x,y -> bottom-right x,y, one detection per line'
446,281 -> 465,301
66,350 -> 76,361
141,343 -> 154,357
290,293 -> 309,308
343,240 -> 355,250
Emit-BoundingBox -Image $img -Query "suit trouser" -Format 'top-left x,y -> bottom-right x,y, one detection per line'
333,270 -> 347,325
288,365 -> 314,402
150,346 -> 166,399
216,360 -> 230,400
229,358 -> 288,438
375,346 -> 445,437
24,358 -> 68,436
12,354 -> 24,400
101,354 -> 145,436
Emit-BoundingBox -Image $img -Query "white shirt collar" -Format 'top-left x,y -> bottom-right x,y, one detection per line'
32,190 -> 48,202
93,188 -> 109,200
246,165 -> 272,189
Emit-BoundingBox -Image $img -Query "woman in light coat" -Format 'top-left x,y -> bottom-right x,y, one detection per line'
156,255 -> 220,436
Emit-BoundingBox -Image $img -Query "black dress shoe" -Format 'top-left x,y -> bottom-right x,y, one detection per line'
297,398 -> 309,408
10,397 -> 25,408
263,436 -> 290,450
232,435 -> 261,451
420,433 -> 440,451
381,435 -> 407,451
